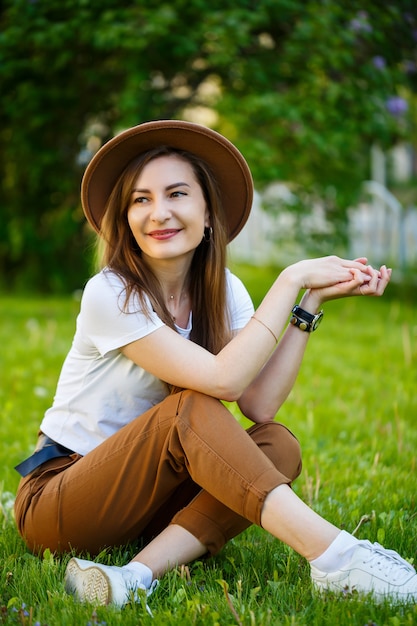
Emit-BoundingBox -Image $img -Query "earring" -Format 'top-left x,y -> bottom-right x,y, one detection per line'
203,226 -> 213,242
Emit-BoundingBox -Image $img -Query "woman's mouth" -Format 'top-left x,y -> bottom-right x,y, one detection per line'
148,229 -> 181,241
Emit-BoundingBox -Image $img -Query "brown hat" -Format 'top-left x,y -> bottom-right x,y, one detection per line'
81,119 -> 253,242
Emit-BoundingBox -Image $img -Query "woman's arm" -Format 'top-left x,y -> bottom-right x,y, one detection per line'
237,261 -> 392,422
121,256 -> 377,402
236,289 -> 318,422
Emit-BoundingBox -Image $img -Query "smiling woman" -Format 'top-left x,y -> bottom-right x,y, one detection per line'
13,120 -> 415,613
125,153 -> 205,327
98,141 -> 231,348
127,155 -> 210,273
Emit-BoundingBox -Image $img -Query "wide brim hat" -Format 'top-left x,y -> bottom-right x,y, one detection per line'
81,119 -> 253,242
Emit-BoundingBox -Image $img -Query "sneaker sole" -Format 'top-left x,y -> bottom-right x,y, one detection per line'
65,558 -> 112,605
312,578 -> 416,603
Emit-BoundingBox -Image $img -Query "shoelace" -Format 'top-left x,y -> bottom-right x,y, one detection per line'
350,541 -> 415,584
137,579 -> 159,617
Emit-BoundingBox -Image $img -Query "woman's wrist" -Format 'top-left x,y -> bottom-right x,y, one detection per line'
279,264 -> 306,291
298,289 -> 323,314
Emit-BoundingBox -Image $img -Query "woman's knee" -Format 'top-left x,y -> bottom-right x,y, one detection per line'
177,389 -> 222,411
175,390 -> 228,427
248,421 -> 302,482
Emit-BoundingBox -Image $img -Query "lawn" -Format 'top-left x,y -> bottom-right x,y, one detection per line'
0,264 -> 416,625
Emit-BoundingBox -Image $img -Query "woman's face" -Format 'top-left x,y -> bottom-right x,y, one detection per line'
127,154 -> 210,266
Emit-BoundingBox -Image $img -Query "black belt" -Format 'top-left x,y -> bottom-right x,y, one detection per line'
15,435 -> 75,477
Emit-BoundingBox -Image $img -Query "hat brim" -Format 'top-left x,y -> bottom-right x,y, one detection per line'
81,120 -> 253,242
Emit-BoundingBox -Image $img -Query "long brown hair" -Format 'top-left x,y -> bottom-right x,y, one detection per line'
98,146 -> 232,354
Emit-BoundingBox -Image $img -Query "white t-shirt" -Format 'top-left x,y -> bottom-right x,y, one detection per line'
40,268 -> 254,455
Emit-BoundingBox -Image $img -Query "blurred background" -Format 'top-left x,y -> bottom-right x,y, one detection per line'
1,0 -> 416,293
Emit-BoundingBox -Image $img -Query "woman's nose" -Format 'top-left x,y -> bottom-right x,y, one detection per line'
150,196 -> 171,222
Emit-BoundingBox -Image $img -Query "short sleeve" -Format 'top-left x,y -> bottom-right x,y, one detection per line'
79,271 -> 165,356
226,269 -> 255,330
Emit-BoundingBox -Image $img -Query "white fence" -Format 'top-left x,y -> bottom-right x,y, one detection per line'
349,181 -> 417,269
229,182 -> 417,271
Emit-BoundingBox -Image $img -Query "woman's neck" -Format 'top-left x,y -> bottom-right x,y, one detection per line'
143,255 -> 192,304
142,257 -> 191,326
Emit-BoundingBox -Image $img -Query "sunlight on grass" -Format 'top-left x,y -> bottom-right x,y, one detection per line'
1,268 -> 416,625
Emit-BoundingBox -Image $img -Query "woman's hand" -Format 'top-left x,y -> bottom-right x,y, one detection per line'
284,255 -> 374,291
306,257 -> 392,307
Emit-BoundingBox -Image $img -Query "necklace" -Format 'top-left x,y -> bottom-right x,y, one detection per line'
168,291 -> 187,302
167,291 -> 188,324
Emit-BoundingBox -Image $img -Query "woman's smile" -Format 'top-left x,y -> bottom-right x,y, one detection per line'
127,154 -> 210,264
147,228 -> 183,240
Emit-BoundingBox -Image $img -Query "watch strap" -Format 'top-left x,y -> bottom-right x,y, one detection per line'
290,305 -> 323,332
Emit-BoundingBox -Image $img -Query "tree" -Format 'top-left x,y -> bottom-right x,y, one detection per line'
1,0 -> 416,291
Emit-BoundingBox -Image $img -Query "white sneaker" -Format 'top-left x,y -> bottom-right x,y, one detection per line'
311,541 -> 417,602
64,557 -> 157,611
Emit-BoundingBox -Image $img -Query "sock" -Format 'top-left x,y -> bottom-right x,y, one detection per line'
309,530 -> 360,573
121,561 -> 153,589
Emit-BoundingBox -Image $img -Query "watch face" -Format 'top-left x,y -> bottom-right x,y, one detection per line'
312,313 -> 324,330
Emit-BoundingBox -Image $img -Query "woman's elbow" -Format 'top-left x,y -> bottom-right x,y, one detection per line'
218,387 -> 243,403
237,396 -> 278,423
242,408 -> 277,423
215,378 -> 247,403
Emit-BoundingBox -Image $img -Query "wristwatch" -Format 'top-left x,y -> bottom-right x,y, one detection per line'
290,305 -> 324,332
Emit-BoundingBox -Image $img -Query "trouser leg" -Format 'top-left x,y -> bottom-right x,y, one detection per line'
170,419 -> 302,555
15,390 -> 301,555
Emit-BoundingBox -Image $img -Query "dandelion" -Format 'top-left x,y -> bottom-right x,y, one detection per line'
34,386 -> 49,398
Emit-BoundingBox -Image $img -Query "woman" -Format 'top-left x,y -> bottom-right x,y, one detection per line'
14,120 -> 416,609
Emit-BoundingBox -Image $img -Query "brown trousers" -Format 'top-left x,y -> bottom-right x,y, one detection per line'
15,390 -> 302,556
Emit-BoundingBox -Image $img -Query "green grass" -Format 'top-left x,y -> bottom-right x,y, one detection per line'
1,265 -> 417,625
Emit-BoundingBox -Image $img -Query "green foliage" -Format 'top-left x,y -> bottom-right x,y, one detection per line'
1,265 -> 417,623
0,0 -> 416,291
217,1 -> 417,216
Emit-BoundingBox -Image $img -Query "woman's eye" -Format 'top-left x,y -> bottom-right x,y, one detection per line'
171,191 -> 186,198
133,196 -> 148,204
